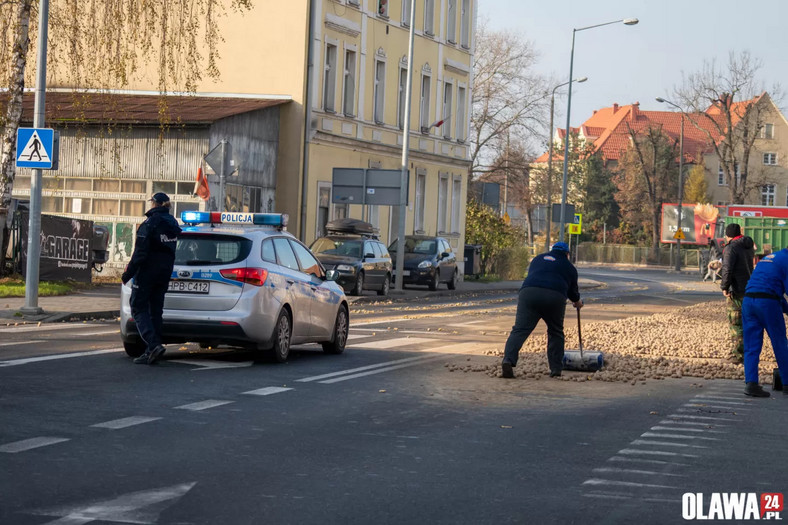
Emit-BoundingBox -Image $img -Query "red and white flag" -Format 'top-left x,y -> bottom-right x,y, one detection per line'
194,166 -> 210,201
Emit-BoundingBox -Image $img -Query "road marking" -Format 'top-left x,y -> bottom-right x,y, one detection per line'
174,400 -> 234,411
91,416 -> 161,429
608,456 -> 689,467
175,359 -> 254,370
350,317 -> 414,327
658,420 -> 728,427
582,478 -> 677,489
666,413 -> 736,421
631,439 -> 708,449
242,386 -> 293,396
640,432 -> 720,441
0,340 -> 44,347
351,328 -> 440,334
0,348 -> 122,367
582,493 -> 632,500
296,354 -> 441,383
692,395 -> 747,402
618,448 -> 698,458
32,482 -> 196,524
690,397 -> 748,405
650,426 -> 726,434
319,343 -> 476,384
353,337 -> 435,349
682,403 -> 747,411
347,334 -> 369,340
592,467 -> 685,477
0,323 -> 106,333
448,320 -> 487,327
63,330 -> 119,337
0,437 -> 70,453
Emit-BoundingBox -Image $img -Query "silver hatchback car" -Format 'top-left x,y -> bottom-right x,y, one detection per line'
120,211 -> 349,362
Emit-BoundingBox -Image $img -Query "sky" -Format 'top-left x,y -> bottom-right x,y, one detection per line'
479,0 -> 788,134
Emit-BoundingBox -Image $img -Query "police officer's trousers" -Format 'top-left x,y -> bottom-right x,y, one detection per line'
130,275 -> 169,352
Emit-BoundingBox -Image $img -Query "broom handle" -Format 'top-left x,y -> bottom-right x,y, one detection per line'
576,306 -> 584,357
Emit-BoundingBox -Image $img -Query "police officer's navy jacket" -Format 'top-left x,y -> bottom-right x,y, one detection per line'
720,235 -> 755,297
521,248 -> 580,302
125,206 -> 182,282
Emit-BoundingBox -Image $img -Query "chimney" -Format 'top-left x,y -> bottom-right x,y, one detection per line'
630,102 -> 639,122
612,103 -> 619,114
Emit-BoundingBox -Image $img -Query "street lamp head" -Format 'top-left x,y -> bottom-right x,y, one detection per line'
655,97 -> 666,103
623,18 -> 639,25
576,76 -> 588,83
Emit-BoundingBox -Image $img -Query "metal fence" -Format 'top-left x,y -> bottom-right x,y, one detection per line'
577,243 -> 703,269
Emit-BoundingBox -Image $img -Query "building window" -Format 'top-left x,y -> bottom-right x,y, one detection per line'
460,0 -> 470,48
415,171 -> 426,232
377,0 -> 388,17
456,86 -> 466,142
437,174 -> 448,232
764,152 -> 778,165
717,165 -> 725,186
762,123 -> 774,139
424,0 -> 435,35
442,82 -> 453,139
343,49 -> 357,117
447,0 -> 457,43
347,0 -> 359,5
401,0 -> 411,26
373,60 -> 386,124
762,185 -> 776,206
397,66 -> 408,130
323,43 -> 337,112
333,203 -> 348,220
367,205 -> 379,229
317,183 -> 331,238
420,74 -> 431,132
451,176 -> 461,232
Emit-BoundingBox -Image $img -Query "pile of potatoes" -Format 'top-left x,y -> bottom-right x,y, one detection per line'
464,301 -> 780,384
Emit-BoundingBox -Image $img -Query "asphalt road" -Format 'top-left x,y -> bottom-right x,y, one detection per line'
1,268 -> 785,524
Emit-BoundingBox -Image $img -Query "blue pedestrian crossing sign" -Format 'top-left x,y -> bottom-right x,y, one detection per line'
16,128 -> 55,169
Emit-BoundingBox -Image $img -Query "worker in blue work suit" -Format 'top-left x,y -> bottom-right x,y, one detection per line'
741,248 -> 788,397
501,242 -> 583,379
121,193 -> 182,365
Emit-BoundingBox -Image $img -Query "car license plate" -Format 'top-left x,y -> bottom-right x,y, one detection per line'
392,270 -> 411,277
168,280 -> 210,294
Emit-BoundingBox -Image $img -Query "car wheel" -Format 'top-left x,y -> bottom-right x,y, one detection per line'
352,271 -> 365,296
377,274 -> 390,296
322,304 -> 349,354
428,272 -> 438,291
447,269 -> 458,290
123,340 -> 146,358
270,310 -> 292,363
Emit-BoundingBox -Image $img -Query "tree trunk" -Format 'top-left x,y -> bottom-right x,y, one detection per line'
651,205 -> 661,260
0,0 -> 33,275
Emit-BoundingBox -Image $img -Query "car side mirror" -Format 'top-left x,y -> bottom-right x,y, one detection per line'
364,252 -> 375,259
326,269 -> 340,282
441,251 -> 450,259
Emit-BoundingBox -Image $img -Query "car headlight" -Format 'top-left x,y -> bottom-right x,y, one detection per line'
418,260 -> 433,269
336,264 -> 355,273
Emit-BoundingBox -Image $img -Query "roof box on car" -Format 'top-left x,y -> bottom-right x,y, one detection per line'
325,218 -> 377,237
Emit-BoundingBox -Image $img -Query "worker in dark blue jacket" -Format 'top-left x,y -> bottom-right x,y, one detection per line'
741,248 -> 788,397
121,193 -> 182,365
501,242 -> 583,379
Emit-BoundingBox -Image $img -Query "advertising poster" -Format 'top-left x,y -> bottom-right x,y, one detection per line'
661,203 -> 724,245
19,213 -> 94,282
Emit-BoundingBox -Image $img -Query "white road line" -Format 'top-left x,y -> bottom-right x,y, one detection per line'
0,340 -> 44,347
447,320 -> 488,327
592,467 -> 685,477
650,426 -> 726,434
0,348 -> 122,367
692,395 -> 747,402
0,323 -> 105,333
608,456 -> 689,467
618,449 -> 699,458
63,330 -> 119,337
0,437 -> 70,453
174,400 -> 234,411
682,403 -> 746,411
353,337 -> 435,349
582,478 -> 677,489
350,317 -> 413,327
641,432 -> 720,441
631,439 -> 708,449
659,420 -> 728,427
296,354 -> 440,383
351,329 -> 439,334
347,334 -> 369,340
690,398 -> 748,406
242,386 -> 293,396
581,493 -> 632,500
91,416 -> 161,429
319,343 -> 476,384
666,413 -> 736,421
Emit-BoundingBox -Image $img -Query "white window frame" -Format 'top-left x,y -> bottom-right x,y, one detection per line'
343,48 -> 357,117
437,173 -> 449,233
316,182 -> 332,239
401,0 -> 411,26
447,0 -> 457,44
367,205 -> 380,229
415,170 -> 426,232
456,85 -> 466,142
442,81 -> 453,139
420,73 -> 432,132
764,152 -> 778,165
762,184 -> 776,206
717,165 -> 726,186
762,123 -> 775,139
373,59 -> 386,124
323,42 -> 338,113
450,175 -> 462,233
377,0 -> 388,18
424,0 -> 435,35
397,66 -> 408,130
460,0 -> 470,48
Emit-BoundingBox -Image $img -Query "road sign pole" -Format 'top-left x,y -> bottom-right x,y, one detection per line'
22,0 -> 50,315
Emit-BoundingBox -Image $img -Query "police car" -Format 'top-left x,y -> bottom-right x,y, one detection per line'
120,211 -> 349,362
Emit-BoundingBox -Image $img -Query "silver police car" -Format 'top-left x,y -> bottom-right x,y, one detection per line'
120,211 -> 349,362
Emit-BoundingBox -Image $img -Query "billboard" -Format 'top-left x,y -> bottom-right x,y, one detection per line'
661,203 -> 724,245
19,213 -> 94,282
727,205 -> 788,219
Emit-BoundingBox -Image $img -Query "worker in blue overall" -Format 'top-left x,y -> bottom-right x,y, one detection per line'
122,193 -> 182,365
500,242 -> 582,379
741,248 -> 788,397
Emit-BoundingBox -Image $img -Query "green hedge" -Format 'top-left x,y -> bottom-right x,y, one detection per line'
490,246 -> 531,281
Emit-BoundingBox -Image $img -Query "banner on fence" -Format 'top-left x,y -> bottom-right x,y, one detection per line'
19,212 -> 94,282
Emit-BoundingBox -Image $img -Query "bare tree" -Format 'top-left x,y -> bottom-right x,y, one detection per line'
674,51 -> 781,204
470,20 -> 549,181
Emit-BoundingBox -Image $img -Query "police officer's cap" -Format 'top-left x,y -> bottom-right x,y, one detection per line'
150,192 -> 170,204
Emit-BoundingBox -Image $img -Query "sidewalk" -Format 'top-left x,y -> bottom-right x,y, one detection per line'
0,278 -> 603,324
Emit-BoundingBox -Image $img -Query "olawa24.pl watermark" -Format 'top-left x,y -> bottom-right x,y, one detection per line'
682,493 -> 783,521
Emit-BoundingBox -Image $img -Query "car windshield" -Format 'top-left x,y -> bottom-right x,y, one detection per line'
389,238 -> 437,255
311,238 -> 363,259
174,234 -> 252,266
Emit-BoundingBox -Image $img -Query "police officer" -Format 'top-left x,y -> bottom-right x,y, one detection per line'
121,192 -> 182,365
741,248 -> 788,397
501,242 -> 583,379
720,223 -> 755,363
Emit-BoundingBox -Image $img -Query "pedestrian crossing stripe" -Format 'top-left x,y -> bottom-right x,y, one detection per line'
16,127 -> 54,169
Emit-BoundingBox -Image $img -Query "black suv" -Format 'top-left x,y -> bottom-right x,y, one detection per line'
389,235 -> 458,290
310,219 -> 392,296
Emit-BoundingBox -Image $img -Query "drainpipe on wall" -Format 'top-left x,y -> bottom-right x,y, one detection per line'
300,0 -> 317,241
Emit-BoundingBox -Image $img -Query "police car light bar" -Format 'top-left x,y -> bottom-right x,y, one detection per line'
181,211 -> 289,228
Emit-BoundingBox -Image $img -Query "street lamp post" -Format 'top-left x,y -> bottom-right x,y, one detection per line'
545,76 -> 587,252
558,17 -> 638,243
656,97 -> 685,271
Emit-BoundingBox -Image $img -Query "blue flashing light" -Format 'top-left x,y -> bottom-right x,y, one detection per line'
181,211 -> 211,224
